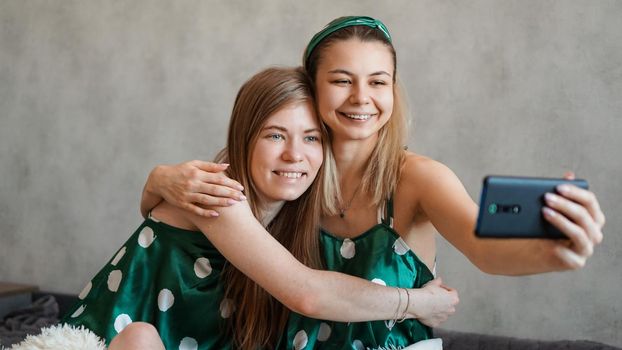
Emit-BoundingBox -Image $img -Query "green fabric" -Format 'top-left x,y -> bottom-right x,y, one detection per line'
278,198 -> 435,349
303,16 -> 392,67
62,198 -> 433,349
62,219 -> 232,349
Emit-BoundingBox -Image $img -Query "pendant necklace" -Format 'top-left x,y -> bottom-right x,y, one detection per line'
338,181 -> 363,219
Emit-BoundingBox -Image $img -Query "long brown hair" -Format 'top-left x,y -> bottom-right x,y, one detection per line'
216,67 -> 326,350
304,20 -> 409,214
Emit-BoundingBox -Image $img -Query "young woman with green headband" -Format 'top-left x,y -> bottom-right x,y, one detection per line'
139,16 -> 605,349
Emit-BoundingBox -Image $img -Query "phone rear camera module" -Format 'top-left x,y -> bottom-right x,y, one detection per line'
488,203 -> 498,214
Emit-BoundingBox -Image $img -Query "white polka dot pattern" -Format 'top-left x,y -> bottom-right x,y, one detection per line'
393,237 -> 410,255
352,339 -> 365,350
71,305 -> 86,318
114,314 -> 132,333
78,281 -> 92,300
157,289 -> 175,312
138,226 -> 155,248
107,270 -> 122,292
340,239 -> 356,259
317,322 -> 331,341
179,337 -> 198,350
371,278 -> 386,286
193,257 -> 212,278
293,330 -> 308,350
111,246 -> 126,266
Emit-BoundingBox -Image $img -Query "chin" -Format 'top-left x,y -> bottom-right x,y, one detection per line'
281,193 -> 307,202
273,190 -> 308,202
338,129 -> 378,141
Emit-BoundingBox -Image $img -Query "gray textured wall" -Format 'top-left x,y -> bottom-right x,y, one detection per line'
1,0 -> 621,346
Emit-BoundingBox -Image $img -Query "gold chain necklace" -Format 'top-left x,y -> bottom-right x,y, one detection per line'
338,181 -> 363,219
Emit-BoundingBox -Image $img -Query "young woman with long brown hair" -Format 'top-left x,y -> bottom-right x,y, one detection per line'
142,16 -> 606,349
61,66 -> 458,350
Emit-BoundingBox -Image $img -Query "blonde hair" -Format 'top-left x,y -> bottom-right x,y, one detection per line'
215,67 -> 327,350
305,23 -> 409,213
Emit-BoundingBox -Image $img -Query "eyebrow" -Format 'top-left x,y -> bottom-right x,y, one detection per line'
262,125 -> 321,133
327,68 -> 392,78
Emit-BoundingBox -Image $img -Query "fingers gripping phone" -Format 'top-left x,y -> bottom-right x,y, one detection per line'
475,176 -> 589,239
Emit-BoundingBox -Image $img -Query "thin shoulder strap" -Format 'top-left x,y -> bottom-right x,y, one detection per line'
380,195 -> 394,228
147,210 -> 160,222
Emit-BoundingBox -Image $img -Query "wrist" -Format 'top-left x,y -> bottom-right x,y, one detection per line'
146,165 -> 168,196
397,288 -> 410,322
406,288 -> 427,319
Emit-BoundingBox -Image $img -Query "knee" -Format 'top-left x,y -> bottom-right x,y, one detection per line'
109,322 -> 164,350
120,322 -> 160,339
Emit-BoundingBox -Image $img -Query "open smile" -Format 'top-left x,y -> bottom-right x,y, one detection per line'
338,112 -> 377,121
273,171 -> 308,179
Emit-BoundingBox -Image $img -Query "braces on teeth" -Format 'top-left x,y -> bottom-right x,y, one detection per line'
277,172 -> 304,178
345,114 -> 372,120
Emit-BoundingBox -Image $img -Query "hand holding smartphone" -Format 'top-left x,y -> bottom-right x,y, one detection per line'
475,176 -> 589,239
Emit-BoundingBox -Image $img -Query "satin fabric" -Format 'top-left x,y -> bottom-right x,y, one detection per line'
278,198 -> 435,350
62,198 -> 434,349
61,219 -> 233,349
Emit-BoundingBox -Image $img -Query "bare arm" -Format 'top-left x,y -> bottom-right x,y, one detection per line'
175,201 -> 458,324
140,165 -> 166,218
407,157 -> 604,275
140,161 -> 245,218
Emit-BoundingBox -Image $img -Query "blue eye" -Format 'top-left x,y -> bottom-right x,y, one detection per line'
267,133 -> 284,141
305,135 -> 321,143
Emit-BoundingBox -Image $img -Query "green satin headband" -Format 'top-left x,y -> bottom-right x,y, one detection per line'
303,16 -> 392,66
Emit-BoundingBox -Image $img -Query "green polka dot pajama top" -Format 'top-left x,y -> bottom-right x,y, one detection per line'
63,198 -> 434,349
62,217 -> 233,349
277,198 -> 436,350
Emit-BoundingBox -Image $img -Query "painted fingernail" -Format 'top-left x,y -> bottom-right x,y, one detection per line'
227,199 -> 237,205
239,195 -> 247,201
557,184 -> 571,194
237,185 -> 245,191
542,207 -> 556,217
220,163 -> 230,167
545,193 -> 558,204
210,212 -> 220,217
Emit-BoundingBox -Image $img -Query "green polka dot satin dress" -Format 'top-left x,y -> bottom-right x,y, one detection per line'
278,198 -> 436,350
62,218 -> 233,349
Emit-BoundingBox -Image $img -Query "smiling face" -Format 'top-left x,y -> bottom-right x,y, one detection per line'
314,38 -> 395,142
250,101 -> 324,205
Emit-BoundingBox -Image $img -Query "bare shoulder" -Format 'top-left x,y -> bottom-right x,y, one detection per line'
399,152 -> 460,192
398,152 -> 476,230
394,153 -> 457,218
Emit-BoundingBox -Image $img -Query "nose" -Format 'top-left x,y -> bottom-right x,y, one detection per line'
282,139 -> 303,162
349,82 -> 370,105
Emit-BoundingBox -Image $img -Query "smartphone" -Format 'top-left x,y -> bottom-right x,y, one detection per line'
475,175 -> 589,239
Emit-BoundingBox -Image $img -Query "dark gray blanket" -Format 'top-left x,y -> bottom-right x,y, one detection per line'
0,296 -> 59,348
434,328 -> 621,350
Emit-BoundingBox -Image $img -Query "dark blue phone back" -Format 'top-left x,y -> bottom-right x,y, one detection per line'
475,176 -> 589,239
